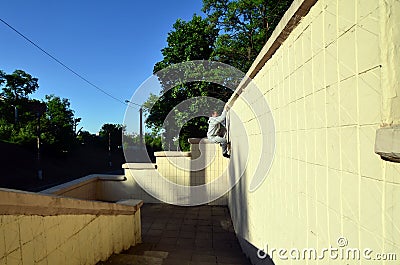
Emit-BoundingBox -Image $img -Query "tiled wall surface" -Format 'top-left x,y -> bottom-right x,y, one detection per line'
156,144 -> 229,186
120,142 -> 229,205
228,0 -> 400,263
56,180 -> 98,201
0,211 -> 140,265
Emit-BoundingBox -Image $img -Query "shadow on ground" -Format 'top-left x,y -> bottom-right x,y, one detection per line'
99,204 -> 253,265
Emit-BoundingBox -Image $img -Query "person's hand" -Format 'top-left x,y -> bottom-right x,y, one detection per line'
224,103 -> 231,111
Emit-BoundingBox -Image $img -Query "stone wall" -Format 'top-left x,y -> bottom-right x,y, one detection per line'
121,139 -> 229,205
0,189 -> 142,265
227,0 -> 400,263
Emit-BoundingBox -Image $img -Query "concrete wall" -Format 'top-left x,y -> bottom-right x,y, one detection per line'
0,213 -> 140,265
118,140 -> 229,205
41,174 -> 127,202
156,142 -> 229,187
227,0 -> 400,263
42,176 -> 98,201
0,189 -> 142,265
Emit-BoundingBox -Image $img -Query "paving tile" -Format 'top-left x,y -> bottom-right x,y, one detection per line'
142,236 -> 160,243
102,204 -> 251,265
192,253 -> 217,262
166,249 -> 193,260
163,230 -> 179,238
142,250 -> 168,259
162,258 -> 191,265
180,231 -> 196,239
124,242 -> 155,255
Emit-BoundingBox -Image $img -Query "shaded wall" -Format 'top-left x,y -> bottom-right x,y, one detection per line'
118,140 -> 229,205
227,0 -> 400,263
0,189 -> 142,265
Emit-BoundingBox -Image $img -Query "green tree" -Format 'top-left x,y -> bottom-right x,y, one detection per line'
145,1 -> 294,149
203,0 -> 294,72
41,95 -> 76,151
0,70 -> 41,146
153,15 -> 219,72
0,70 -> 81,153
76,130 -> 98,145
147,15 -> 231,150
0,69 -> 39,100
99,123 -> 123,151
0,70 -> 39,125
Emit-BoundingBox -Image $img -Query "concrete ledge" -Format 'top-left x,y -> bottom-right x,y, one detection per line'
40,174 -> 97,196
154,151 -> 191,157
99,175 -> 127,181
41,174 -> 126,195
375,126 -> 400,162
116,199 -> 143,207
122,163 -> 157,169
0,188 -> 142,216
188,138 -> 215,144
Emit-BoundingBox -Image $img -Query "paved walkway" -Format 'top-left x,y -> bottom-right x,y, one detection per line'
125,204 -> 251,265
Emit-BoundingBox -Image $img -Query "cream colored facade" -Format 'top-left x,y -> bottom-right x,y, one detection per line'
0,189 -> 142,265
2,0 -> 400,264
227,0 -> 400,264
121,140 -> 229,205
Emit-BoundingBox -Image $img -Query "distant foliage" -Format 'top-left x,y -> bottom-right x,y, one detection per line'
0,69 -> 79,152
99,123 -> 124,150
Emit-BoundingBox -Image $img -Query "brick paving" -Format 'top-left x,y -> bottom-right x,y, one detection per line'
126,204 -> 251,265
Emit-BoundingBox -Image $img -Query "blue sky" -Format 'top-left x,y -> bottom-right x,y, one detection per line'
0,0 -> 204,133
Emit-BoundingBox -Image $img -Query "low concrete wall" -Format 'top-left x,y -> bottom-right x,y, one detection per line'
0,188 -> 142,265
156,140 -> 228,187
226,0 -> 400,264
108,138 -> 230,205
41,174 -> 127,202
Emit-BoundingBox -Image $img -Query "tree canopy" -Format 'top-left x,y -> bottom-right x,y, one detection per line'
0,69 -> 78,152
203,0 -> 294,72
153,15 -> 219,72
144,0 -> 293,150
146,15 -> 232,150
0,69 -> 39,100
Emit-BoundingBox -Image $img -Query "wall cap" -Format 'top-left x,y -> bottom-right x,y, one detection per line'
0,188 -> 143,216
154,151 -> 191,157
122,163 -> 157,169
188,138 -> 215,144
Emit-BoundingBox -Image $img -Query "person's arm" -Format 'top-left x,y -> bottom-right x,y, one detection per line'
214,109 -> 227,123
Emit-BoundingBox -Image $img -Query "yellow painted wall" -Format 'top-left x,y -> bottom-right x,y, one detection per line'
156,144 -> 228,186
228,0 -> 400,263
0,211 -> 141,265
121,141 -> 229,205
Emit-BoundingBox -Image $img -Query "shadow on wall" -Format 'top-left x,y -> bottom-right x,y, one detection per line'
228,118 -> 277,265
227,109 -> 257,261
190,140 -> 206,205
237,236 -> 275,265
226,106 -> 277,264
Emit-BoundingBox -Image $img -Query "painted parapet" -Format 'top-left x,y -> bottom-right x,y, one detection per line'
122,138 -> 229,205
155,138 -> 228,188
0,188 -> 142,265
225,0 -> 400,264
